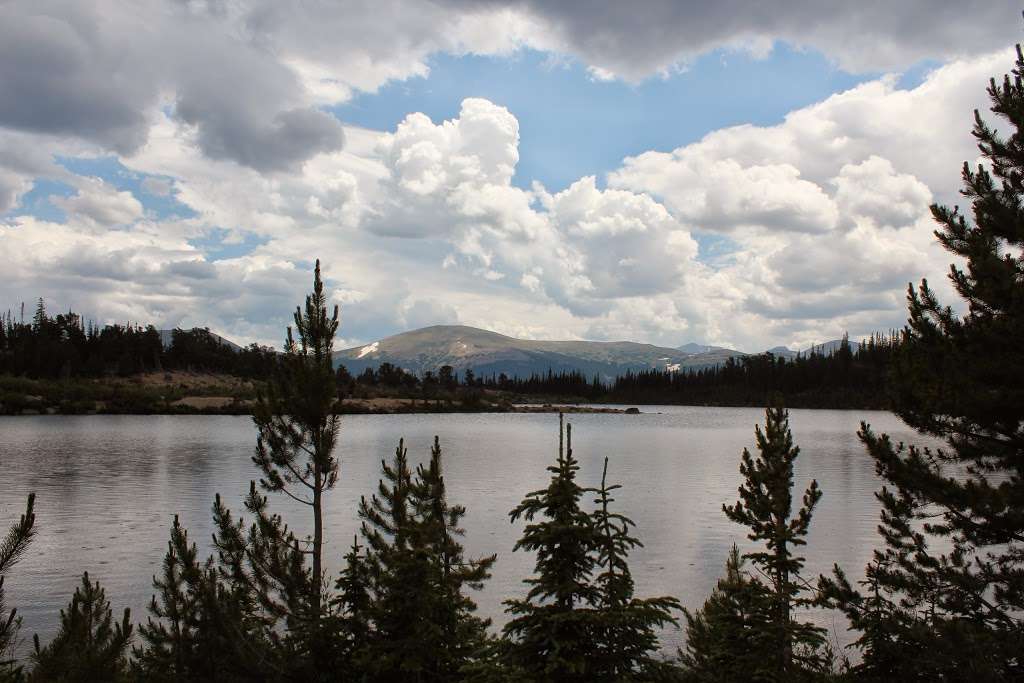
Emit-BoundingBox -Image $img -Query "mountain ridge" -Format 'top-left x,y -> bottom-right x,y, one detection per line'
334,324 -> 734,379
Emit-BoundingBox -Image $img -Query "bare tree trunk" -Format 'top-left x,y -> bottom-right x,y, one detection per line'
313,463 -> 323,617
777,542 -> 791,674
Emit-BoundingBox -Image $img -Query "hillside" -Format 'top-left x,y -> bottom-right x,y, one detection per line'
335,325 -> 745,379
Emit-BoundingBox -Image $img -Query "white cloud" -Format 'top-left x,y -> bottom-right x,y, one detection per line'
461,0 -> 1021,80
51,177 -> 144,227
0,32 -> 1013,352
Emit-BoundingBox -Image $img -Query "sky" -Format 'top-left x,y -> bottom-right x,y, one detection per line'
0,1 -> 1020,352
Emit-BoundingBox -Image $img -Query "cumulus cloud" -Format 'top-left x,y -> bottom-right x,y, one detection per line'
367,101 -> 703,317
0,1 -> 1014,353
0,1 -> 347,170
2,0 -> 1013,181
446,0 -> 1020,79
51,177 -> 144,227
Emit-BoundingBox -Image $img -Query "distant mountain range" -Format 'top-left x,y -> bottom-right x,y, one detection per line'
334,325 -> 859,380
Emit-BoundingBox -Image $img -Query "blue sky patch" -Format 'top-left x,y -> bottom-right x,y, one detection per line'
56,156 -> 198,222
335,43 -> 877,191
4,179 -> 76,223
188,228 -> 269,262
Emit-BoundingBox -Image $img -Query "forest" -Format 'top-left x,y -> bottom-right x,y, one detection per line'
0,301 -> 897,412
0,305 -> 277,380
1,28 -> 1022,683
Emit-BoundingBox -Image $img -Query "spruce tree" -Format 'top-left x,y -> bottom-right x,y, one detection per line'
357,438 -> 425,679
590,458 -> 680,681
503,415 -> 601,682
722,405 -> 826,679
679,545 -> 773,682
134,515 -> 246,682
30,572 -> 132,682
411,436 -> 496,680
134,516 -> 201,680
0,494 -> 35,681
358,437 -> 495,681
821,36 -> 1024,680
333,537 -> 373,675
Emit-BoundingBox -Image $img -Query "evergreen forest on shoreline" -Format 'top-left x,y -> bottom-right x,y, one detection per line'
1,26 -> 1023,683
0,302 -> 897,415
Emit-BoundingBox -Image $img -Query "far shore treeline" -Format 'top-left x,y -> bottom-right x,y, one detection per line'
0,299 -> 898,414
0,28 -> 1022,683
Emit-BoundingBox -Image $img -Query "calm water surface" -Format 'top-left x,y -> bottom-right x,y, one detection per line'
0,407 -> 934,655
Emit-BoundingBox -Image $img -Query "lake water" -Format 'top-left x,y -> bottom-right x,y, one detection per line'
0,407 -> 933,658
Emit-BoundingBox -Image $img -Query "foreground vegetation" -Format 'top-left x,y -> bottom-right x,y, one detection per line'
2,28 -> 1023,683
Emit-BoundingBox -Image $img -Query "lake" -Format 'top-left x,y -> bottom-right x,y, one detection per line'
0,407 -> 931,657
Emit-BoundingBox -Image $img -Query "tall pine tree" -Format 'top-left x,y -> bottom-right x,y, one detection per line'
206,259 -> 343,679
822,36 -> 1024,680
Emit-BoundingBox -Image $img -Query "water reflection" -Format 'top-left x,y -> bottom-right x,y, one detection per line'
0,408 -> 934,656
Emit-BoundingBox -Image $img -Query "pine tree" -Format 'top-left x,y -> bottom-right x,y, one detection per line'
722,405 -> 827,679
680,545 -> 774,682
590,458 -> 679,681
251,258 -> 340,614
821,36 -> 1024,680
357,438 -> 426,679
134,516 -> 200,680
30,300 -> 44,335
357,436 -> 495,681
0,494 -> 36,682
207,259 -> 343,678
134,515 -> 246,682
503,414 -> 601,682
333,537 -> 373,675
412,436 -> 496,680
30,572 -> 132,682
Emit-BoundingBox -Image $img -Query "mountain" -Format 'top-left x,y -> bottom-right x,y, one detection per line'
677,342 -> 731,354
766,345 -> 799,360
158,328 -> 243,352
801,339 -> 862,356
335,325 -> 745,379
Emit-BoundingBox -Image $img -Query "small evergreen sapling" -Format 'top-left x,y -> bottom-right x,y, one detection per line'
411,436 -> 496,680
357,437 -> 495,680
31,572 -> 132,682
680,545 -> 773,682
135,515 -> 201,680
333,537 -> 372,673
591,458 -> 679,681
